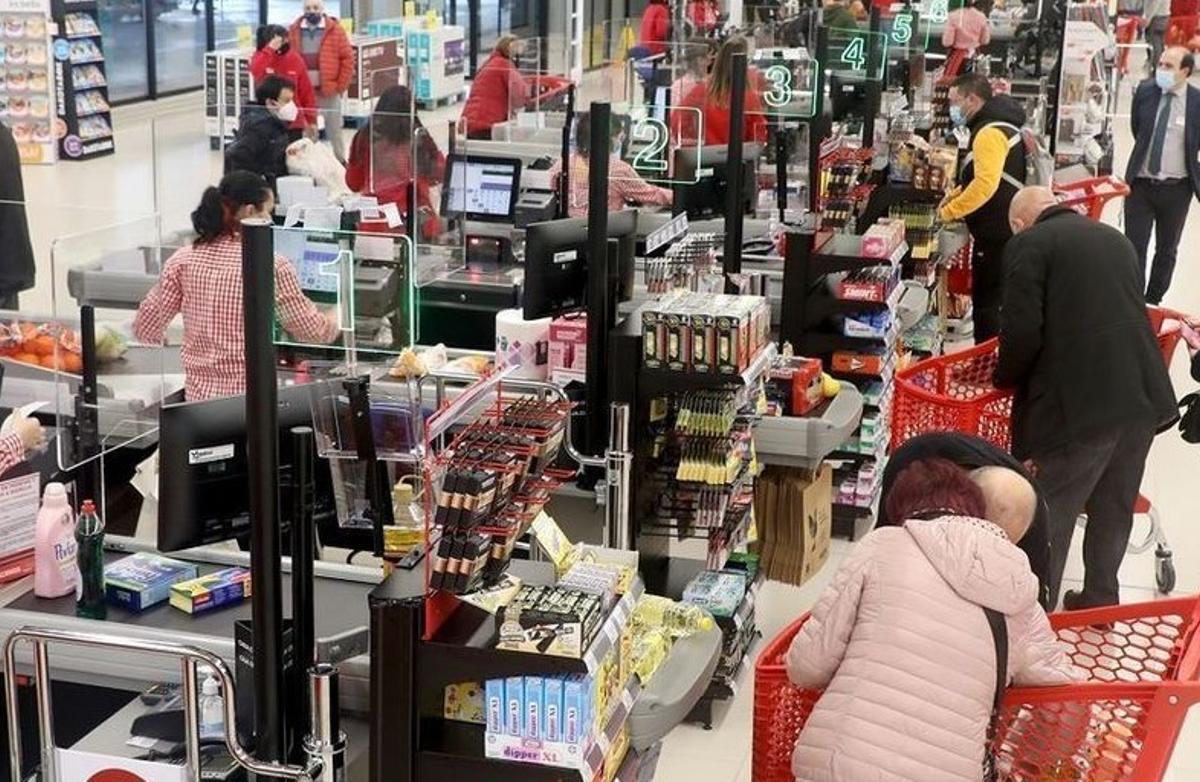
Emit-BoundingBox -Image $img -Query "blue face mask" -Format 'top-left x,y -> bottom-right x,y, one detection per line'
1156,68 -> 1177,91
949,104 -> 966,126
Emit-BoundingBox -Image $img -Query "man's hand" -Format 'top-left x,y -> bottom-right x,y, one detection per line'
12,417 -> 44,452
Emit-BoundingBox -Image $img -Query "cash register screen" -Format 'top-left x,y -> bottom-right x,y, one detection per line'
442,154 -> 523,223
277,234 -> 342,295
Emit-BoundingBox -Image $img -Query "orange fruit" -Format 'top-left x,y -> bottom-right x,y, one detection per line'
28,335 -> 56,356
62,353 -> 82,373
39,354 -> 61,369
12,352 -> 39,365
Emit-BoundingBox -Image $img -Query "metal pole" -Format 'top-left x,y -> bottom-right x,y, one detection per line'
559,85 -> 576,219
182,658 -> 202,782
304,664 -> 347,782
604,403 -> 632,549
34,641 -> 55,782
584,102 -> 612,457
723,52 -> 748,294
290,426 -> 316,762
4,637 -> 22,782
240,218 -> 286,766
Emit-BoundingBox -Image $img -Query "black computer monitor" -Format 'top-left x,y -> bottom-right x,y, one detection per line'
673,143 -> 762,219
829,72 -> 870,122
441,153 -> 523,223
522,210 -> 639,320
157,384 -> 336,552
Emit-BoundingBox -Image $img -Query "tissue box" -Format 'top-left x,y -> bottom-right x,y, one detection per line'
105,553 -> 199,611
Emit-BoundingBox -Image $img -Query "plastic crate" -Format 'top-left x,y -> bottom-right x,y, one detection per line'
753,598 -> 1200,782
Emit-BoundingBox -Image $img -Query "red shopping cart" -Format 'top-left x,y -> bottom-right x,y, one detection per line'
891,306 -> 1186,593
753,597 -> 1200,782
1053,175 -> 1133,221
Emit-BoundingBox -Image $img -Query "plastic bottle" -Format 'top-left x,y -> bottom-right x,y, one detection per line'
74,499 -> 106,619
198,670 -> 224,741
33,483 -> 78,598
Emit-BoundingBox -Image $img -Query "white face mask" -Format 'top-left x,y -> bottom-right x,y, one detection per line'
275,101 -> 299,123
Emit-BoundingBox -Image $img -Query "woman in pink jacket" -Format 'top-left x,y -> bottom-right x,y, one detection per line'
787,459 -> 1078,782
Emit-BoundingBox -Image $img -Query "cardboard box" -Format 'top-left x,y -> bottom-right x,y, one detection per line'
549,314 -> 587,384
752,465 -> 832,586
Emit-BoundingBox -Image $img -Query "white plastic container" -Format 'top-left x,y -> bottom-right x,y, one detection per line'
33,483 -> 78,598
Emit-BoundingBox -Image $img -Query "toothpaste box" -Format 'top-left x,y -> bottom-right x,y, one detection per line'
524,676 -> 543,740
105,553 -> 199,611
505,677 -> 523,737
563,674 -> 593,746
543,677 -> 563,741
169,567 -> 251,614
486,679 -> 504,734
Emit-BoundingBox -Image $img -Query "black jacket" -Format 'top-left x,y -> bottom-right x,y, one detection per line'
957,94 -> 1028,243
0,123 -> 36,295
224,105 -> 290,185
1125,79 -> 1200,201
995,206 -> 1177,458
878,431 -> 1052,609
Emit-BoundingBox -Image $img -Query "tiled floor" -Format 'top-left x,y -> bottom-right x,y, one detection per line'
12,62 -> 1200,779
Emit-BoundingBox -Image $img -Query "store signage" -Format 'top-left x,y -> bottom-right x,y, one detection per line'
646,212 -> 689,255
56,749 -> 186,782
0,0 -> 46,11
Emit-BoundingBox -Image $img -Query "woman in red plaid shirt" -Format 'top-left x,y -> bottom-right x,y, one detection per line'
134,172 -> 340,401
548,111 -> 673,218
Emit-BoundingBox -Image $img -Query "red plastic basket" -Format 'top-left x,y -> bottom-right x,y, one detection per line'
753,598 -> 1200,782
1053,176 -> 1132,221
891,308 -> 1183,453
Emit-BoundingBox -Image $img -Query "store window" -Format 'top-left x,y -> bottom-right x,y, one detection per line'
98,0 -> 151,101
154,0 -> 209,93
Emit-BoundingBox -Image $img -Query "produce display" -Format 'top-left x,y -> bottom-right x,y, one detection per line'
0,321 -> 83,372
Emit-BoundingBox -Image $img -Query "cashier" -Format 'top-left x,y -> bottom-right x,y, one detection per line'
0,415 -> 43,477
133,172 -> 340,401
547,112 -> 672,218
674,36 -> 768,146
460,35 -> 529,140
344,85 -> 446,239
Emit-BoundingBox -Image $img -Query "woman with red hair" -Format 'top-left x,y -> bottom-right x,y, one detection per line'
785,457 -> 1078,782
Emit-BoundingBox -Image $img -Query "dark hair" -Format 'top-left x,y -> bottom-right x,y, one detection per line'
191,171 -> 272,244
255,74 -> 295,104
572,111 -> 623,156
371,85 -> 419,145
951,72 -> 993,102
255,24 -> 289,52
1183,51 -> 1196,76
884,457 -> 987,523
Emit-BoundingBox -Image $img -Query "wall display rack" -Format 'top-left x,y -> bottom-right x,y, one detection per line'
1,0 -> 56,164
49,0 -> 113,160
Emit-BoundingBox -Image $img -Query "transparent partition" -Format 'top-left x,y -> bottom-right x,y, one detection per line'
45,210 -> 177,473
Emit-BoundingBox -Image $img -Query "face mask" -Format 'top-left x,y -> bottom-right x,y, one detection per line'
304,12 -> 322,25
275,101 -> 299,123
949,104 -> 966,126
1156,68 -> 1177,91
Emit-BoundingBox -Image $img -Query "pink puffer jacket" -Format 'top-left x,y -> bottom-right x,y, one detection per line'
787,516 -> 1079,782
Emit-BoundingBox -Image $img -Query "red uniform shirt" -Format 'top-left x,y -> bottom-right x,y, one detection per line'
249,47 -> 318,130
675,81 -> 768,146
639,3 -> 670,56
460,52 -> 528,136
133,235 -> 339,401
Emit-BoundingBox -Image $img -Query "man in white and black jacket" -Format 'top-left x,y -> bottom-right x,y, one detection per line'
996,187 -> 1178,611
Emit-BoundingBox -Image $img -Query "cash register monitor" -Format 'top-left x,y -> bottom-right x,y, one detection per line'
522,210 -> 638,320
673,143 -> 762,219
441,153 -> 523,223
157,384 -> 337,552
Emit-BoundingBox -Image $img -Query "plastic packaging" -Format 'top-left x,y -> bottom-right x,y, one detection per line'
74,499 -> 106,619
199,669 -> 224,741
34,483 -> 77,598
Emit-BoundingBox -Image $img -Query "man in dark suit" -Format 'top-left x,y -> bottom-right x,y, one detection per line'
997,186 -> 1177,609
1124,46 -> 1200,305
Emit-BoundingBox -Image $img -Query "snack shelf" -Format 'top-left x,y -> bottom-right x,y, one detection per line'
809,240 -> 909,276
420,578 -> 645,681
640,343 -> 777,397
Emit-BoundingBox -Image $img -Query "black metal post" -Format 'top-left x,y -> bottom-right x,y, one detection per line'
369,594 -> 423,782
344,375 -> 393,556
289,425 -> 315,762
204,0 -> 216,52
585,103 -> 612,457
73,305 -> 99,501
775,126 -> 788,220
863,8 -> 885,151
467,0 -> 481,77
779,229 -> 815,348
559,85 -> 576,219
241,219 -> 286,767
723,52 -> 748,293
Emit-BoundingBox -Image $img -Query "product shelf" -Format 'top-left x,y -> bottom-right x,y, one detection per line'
639,343 -> 777,397
809,240 -> 909,276
420,577 -> 645,681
